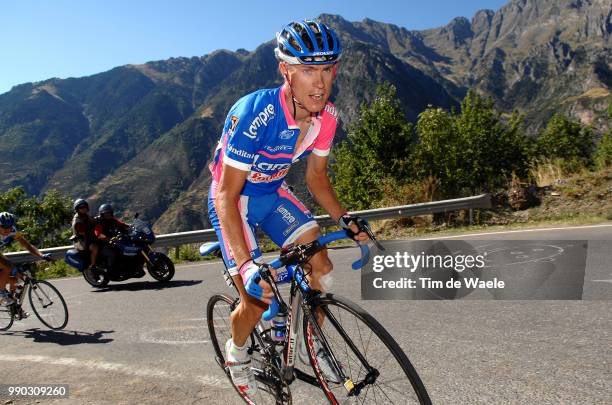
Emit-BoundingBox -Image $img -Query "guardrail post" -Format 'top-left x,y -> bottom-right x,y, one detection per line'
469,208 -> 473,225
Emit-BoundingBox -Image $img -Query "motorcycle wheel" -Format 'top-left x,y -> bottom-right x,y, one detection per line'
147,254 -> 175,282
83,266 -> 110,288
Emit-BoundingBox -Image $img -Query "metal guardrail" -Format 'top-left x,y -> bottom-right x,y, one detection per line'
5,194 -> 491,264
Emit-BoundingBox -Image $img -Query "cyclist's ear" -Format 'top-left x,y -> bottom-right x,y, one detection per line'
332,63 -> 339,78
279,62 -> 289,82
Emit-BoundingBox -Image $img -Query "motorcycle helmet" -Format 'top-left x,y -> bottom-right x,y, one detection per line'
98,204 -> 114,216
73,198 -> 89,212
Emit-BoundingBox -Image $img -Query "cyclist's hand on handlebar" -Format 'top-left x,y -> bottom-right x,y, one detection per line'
240,260 -> 276,305
338,214 -> 370,242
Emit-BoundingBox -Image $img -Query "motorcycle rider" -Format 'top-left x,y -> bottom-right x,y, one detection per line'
71,199 -> 99,271
93,204 -> 132,274
0,212 -> 52,306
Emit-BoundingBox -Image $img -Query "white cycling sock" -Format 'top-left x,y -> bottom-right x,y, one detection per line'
227,340 -> 248,362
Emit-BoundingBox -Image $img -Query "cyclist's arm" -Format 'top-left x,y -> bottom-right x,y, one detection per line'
305,154 -> 368,241
305,154 -> 348,222
16,235 -> 46,259
214,164 -> 252,269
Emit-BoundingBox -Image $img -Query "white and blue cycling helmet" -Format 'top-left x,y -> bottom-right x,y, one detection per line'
275,20 -> 342,65
0,212 -> 16,228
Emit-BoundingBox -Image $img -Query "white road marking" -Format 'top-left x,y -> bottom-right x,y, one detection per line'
415,224 -> 612,240
0,354 -> 225,387
140,325 -> 209,345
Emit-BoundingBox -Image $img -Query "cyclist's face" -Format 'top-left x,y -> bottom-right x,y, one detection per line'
282,62 -> 336,113
0,225 -> 12,236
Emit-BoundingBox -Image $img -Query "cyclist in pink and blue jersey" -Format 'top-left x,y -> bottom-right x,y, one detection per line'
208,20 -> 371,395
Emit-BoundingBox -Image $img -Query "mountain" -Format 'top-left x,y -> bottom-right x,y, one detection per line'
0,0 -> 609,232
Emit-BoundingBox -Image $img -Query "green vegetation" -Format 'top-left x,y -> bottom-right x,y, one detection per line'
332,83 -> 610,217
332,84 -> 413,209
594,130 -> 612,169
536,113 -> 595,170
36,260 -> 81,281
0,187 -> 72,250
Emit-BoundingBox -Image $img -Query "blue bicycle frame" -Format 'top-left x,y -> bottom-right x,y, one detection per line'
262,230 -> 371,321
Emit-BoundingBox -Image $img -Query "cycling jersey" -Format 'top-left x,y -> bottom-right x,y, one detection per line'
209,84 -> 338,196
208,84 -> 339,275
0,226 -> 22,252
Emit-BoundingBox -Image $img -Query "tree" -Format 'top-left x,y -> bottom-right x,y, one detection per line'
332,83 -> 414,210
537,113 -> 595,167
594,130 -> 612,169
413,106 -> 460,195
414,91 -> 531,197
0,187 -> 72,250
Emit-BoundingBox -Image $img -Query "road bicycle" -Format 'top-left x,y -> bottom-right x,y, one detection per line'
0,266 -> 69,331
203,227 -> 431,404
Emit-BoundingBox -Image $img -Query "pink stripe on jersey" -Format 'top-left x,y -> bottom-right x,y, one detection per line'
312,104 -> 337,153
280,85 -> 298,128
278,186 -> 309,214
257,150 -> 293,159
239,196 -> 257,252
211,135 -> 231,183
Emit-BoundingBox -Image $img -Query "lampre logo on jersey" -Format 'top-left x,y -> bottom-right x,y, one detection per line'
243,104 -> 275,139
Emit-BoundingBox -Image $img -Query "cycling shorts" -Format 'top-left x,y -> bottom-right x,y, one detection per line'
208,182 -> 318,276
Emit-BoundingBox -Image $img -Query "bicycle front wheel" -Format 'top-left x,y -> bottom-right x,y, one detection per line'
303,293 -> 431,405
28,280 -> 68,330
0,305 -> 14,331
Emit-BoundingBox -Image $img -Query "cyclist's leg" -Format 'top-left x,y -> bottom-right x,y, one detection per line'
259,185 -> 340,378
0,254 -> 19,290
260,183 -> 333,293
0,254 -> 16,305
0,254 -> 10,290
208,192 -> 267,347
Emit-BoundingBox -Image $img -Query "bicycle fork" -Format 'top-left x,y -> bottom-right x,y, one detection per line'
303,299 -> 380,396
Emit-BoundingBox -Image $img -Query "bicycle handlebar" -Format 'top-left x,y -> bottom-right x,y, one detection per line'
261,227 -> 384,321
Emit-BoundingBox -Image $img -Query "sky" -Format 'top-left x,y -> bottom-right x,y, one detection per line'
0,0 -> 508,94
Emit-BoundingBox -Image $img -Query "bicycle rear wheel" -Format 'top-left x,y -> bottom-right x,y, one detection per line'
206,294 -> 291,404
28,280 -> 68,330
0,305 -> 14,331
303,293 -> 431,405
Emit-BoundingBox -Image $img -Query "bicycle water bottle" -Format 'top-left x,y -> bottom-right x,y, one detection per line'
272,312 -> 287,342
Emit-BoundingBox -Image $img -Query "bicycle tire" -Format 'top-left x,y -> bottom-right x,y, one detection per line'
28,280 -> 69,330
303,293 -> 431,405
0,305 -> 14,331
206,293 -> 291,404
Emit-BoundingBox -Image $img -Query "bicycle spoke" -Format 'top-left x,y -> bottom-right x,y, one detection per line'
306,295 -> 429,404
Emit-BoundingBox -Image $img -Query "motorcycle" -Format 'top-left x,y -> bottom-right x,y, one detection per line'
65,215 -> 175,288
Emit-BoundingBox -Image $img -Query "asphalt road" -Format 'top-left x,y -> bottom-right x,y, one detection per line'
1,223 -> 611,405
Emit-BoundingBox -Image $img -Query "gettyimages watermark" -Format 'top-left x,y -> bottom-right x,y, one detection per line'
362,240 -> 591,300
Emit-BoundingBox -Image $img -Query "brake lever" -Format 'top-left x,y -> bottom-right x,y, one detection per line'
361,221 -> 385,251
